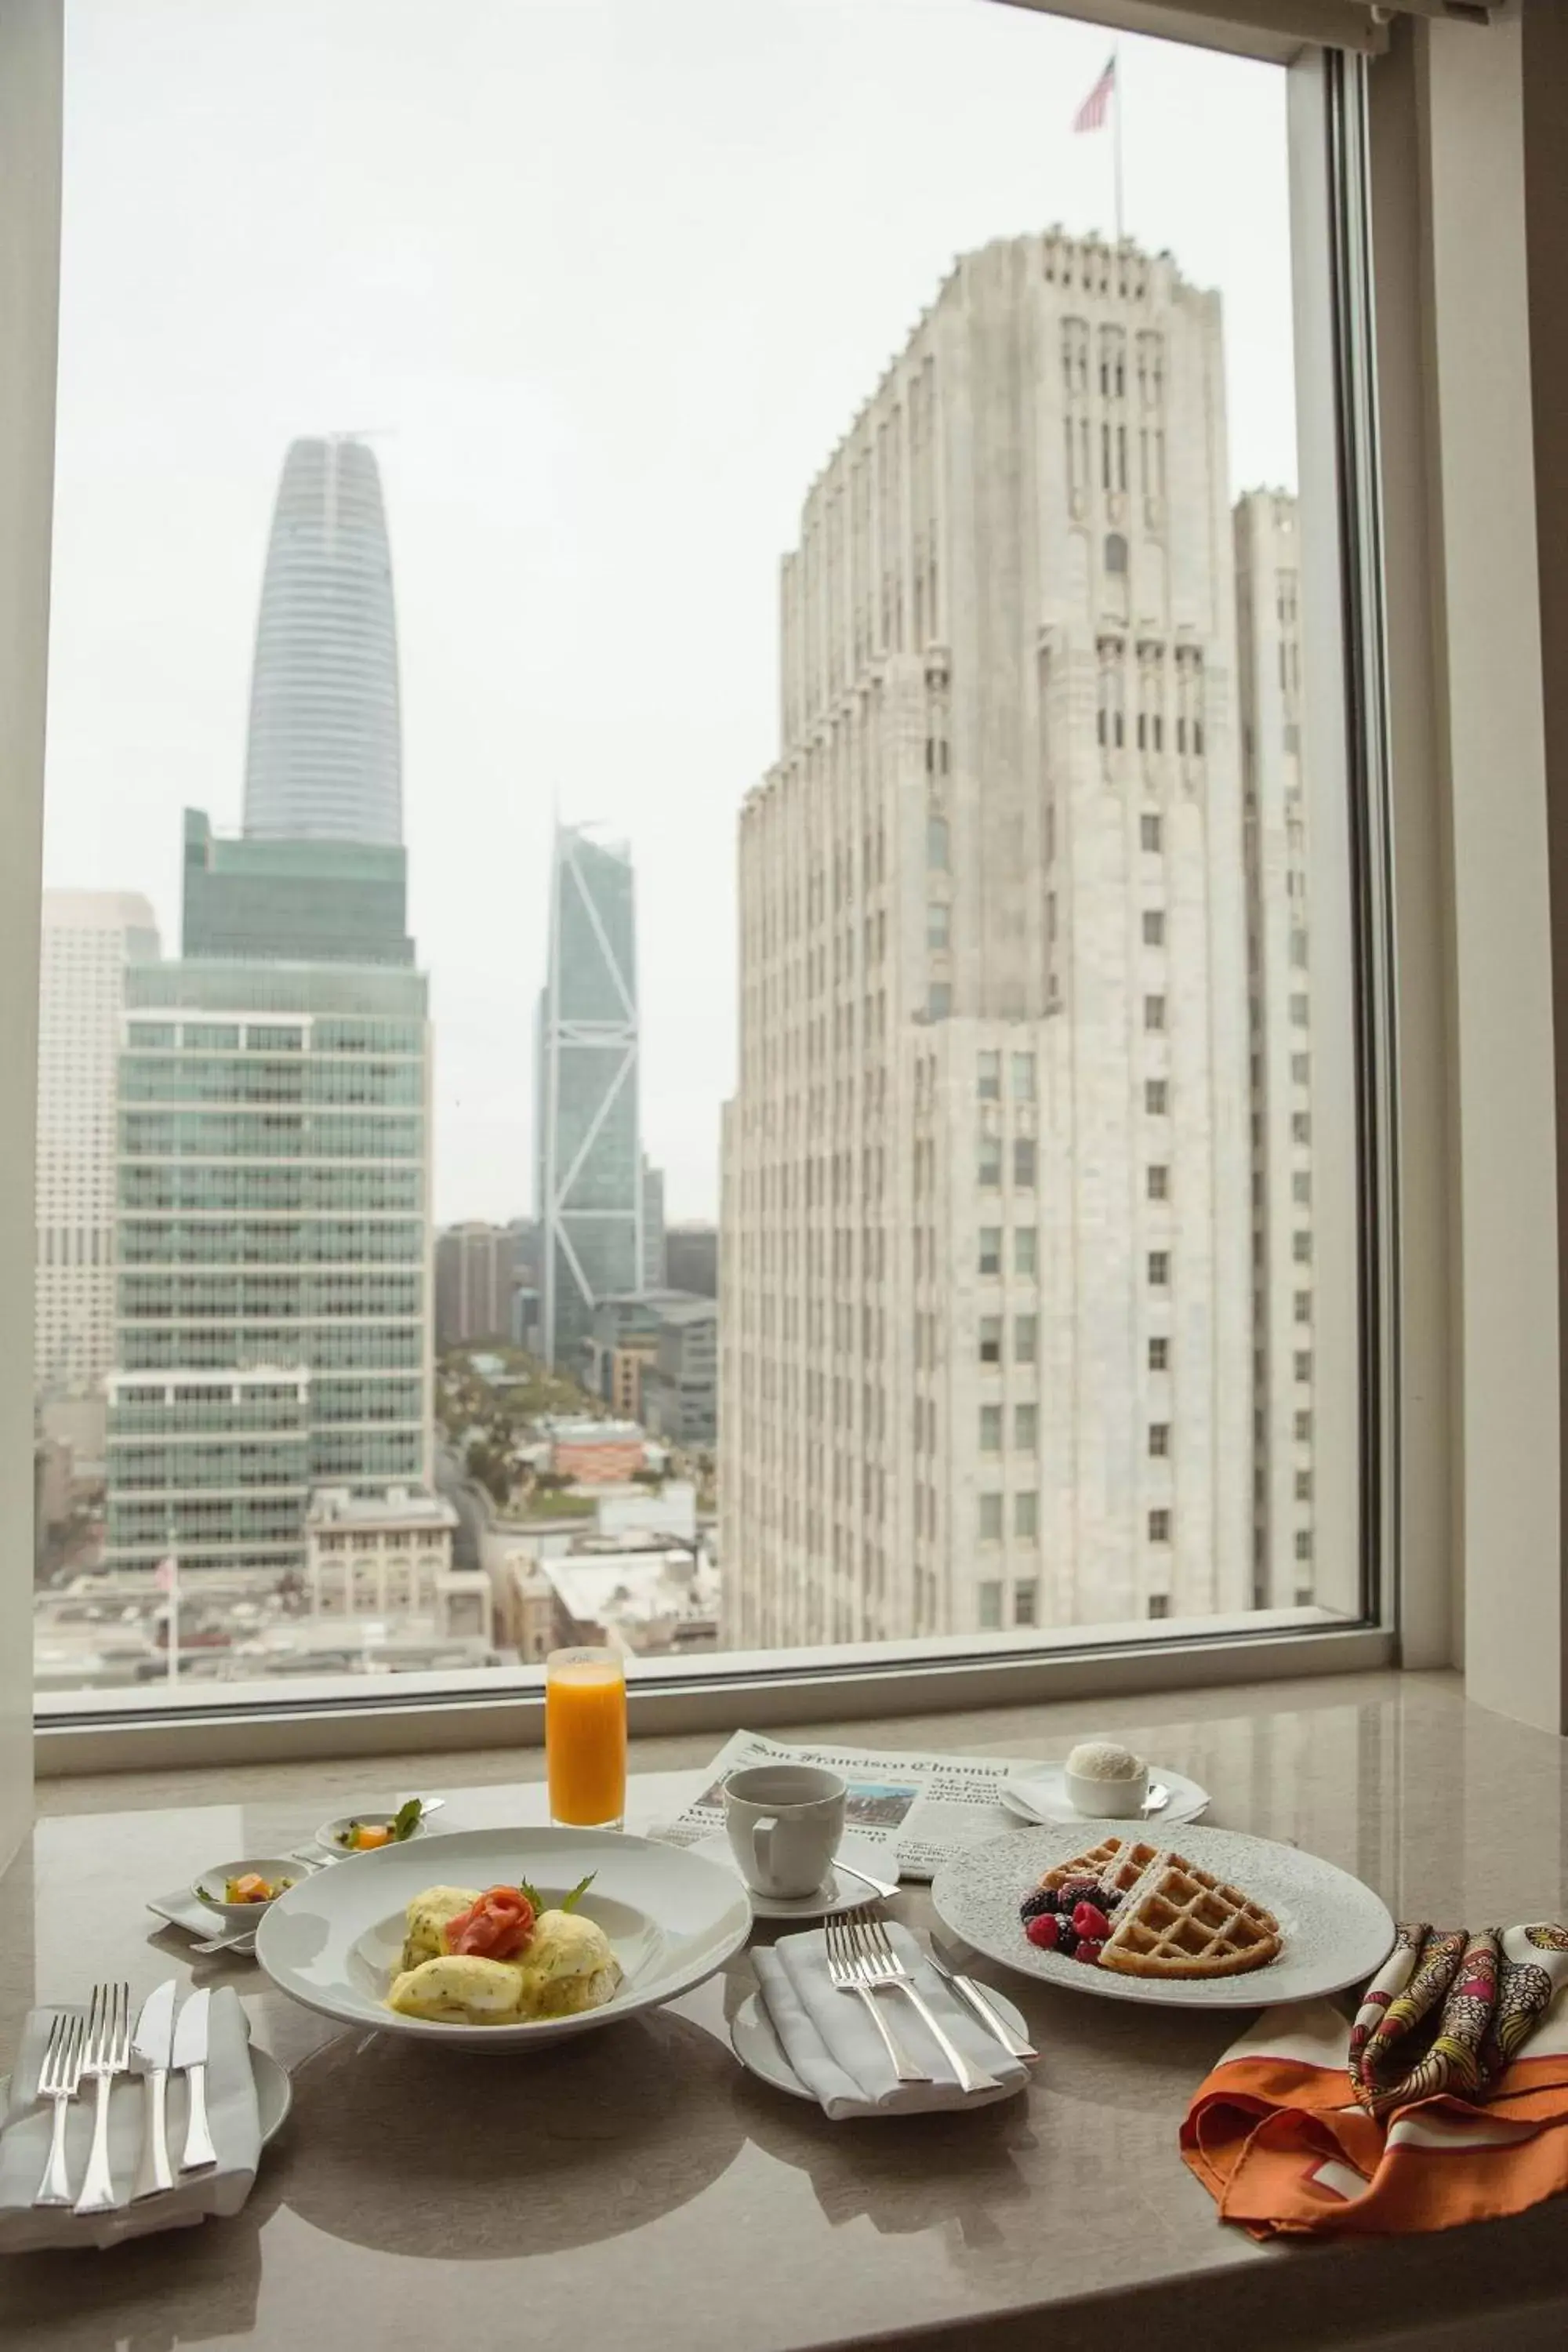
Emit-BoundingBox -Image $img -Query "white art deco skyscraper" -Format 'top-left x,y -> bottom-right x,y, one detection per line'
243,434 -> 403,847
721,232 -> 1254,1648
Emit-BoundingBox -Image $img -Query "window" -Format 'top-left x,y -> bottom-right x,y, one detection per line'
1295,1410 -> 1312,1442
1147,1595 -> 1170,1620
1295,1352 -> 1313,1384
1148,1508 -> 1171,1543
1149,1424 -> 1170,1459
978,1581 -> 1003,1630
1294,1290 -> 1312,1324
1293,1172 -> 1312,1206
28,0 -> 1374,1726
1295,1469 -> 1312,1502
1014,1578 -> 1038,1626
1294,1530 -> 1314,1564
978,1494 -> 1003,1543
1293,1112 -> 1312,1144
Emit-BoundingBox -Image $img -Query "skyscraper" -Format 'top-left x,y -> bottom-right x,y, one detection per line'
434,1221 -> 517,1349
536,823 -> 642,1372
243,435 -> 403,848
721,231 -> 1254,1649
183,808 -> 412,965
1236,489 -> 1316,1607
106,960 -> 431,1582
34,891 -> 160,1397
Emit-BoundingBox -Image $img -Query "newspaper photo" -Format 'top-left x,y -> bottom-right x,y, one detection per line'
659,1727 -> 1024,1881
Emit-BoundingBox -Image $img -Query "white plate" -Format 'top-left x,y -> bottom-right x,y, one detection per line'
253,1824 -> 753,2049
689,1831 -> 897,1920
0,2044 -> 292,2150
931,1821 -> 1395,2010
999,1762 -> 1210,1829
731,1984 -> 1032,2107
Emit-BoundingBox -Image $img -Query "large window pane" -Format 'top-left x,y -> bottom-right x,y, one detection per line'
34,0 -> 1366,1700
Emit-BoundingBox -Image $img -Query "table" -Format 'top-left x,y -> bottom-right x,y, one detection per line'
7,1671 -> 1568,2349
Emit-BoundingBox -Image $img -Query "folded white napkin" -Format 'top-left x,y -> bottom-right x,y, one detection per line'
752,1924 -> 1029,2120
0,1986 -> 263,2251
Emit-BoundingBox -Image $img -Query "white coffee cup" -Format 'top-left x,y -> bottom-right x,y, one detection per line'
723,1764 -> 847,1899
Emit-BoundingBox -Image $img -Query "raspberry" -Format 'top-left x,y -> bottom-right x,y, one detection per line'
1025,1913 -> 1061,1949
1073,1940 -> 1105,1965
1071,1901 -> 1112,1941
1018,1889 -> 1058,1922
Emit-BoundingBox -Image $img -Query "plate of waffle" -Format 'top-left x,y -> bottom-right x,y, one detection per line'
931,1822 -> 1395,2008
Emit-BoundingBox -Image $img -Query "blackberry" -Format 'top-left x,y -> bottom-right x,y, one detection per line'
1054,1921 -> 1080,1959
1018,1888 -> 1058,1922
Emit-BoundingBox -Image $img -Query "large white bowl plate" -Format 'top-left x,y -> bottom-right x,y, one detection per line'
931,1820 -> 1395,2009
255,1825 -> 753,2049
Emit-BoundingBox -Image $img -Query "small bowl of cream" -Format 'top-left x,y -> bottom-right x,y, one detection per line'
1062,1739 -> 1149,1818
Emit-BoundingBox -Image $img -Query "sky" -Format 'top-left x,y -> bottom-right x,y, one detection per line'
44,0 -> 1298,1225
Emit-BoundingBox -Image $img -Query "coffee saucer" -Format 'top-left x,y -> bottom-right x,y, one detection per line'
689,1831 -> 898,1920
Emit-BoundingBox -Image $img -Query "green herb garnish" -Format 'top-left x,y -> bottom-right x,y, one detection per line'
518,1871 -> 595,1915
391,1797 -> 424,1842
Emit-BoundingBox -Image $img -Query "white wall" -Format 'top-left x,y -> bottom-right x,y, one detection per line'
0,0 -> 63,1871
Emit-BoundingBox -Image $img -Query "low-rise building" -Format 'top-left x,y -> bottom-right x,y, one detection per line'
491,1530 -> 719,1658
540,1417 -> 649,1486
306,1484 -> 487,1642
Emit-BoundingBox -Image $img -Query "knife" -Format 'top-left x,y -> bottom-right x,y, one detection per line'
174,1987 -> 217,2172
130,1977 -> 178,2200
927,1949 -> 1039,2061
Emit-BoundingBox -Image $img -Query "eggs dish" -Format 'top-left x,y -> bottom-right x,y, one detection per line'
387,1876 -> 622,2026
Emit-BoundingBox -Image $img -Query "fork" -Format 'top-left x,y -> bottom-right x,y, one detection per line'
32,2011 -> 87,2207
824,1909 -> 929,2082
845,1911 -> 1001,2096
73,1981 -> 132,2216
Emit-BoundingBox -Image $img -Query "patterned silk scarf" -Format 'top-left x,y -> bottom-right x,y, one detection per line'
1348,1922 -> 1568,2119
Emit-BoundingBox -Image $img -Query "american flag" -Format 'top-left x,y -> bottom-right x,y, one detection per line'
1073,53 -> 1116,135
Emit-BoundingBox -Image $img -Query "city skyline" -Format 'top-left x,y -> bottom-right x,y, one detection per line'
42,0 -> 1297,1225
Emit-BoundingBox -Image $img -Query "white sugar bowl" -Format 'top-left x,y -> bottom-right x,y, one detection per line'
1062,1739 -> 1149,1818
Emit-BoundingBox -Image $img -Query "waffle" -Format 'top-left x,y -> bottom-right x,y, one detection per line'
1034,1835 -> 1283,1979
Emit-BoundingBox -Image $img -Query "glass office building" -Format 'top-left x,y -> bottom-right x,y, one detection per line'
243,435 -> 403,848
183,808 -> 412,966
536,825 -> 642,1371
104,960 -> 430,1579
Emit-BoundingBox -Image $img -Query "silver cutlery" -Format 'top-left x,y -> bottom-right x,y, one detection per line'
129,1977 -> 178,2201
926,1947 -> 1037,2061
190,1927 -> 256,1956
825,1909 -> 929,2082
1141,1780 -> 1172,1817
174,1987 -> 216,2172
844,1909 -> 1001,2096
829,1854 -> 900,1900
73,1980 -> 132,2216
32,2011 -> 86,2208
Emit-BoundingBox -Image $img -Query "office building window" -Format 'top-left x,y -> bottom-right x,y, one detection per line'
1148,1507 -> 1171,1542
1149,1336 -> 1168,1372
1145,1078 -> 1168,1115
1014,1402 -> 1038,1450
978,1315 -> 1002,1366
1149,1423 -> 1170,1459
1015,1227 -> 1038,1276
1147,1164 -> 1169,1201
978,1494 -> 1003,1543
1011,1051 -> 1036,1102
1147,1594 -> 1170,1619
1148,1250 -> 1170,1287
1014,1312 -> 1037,1364
1144,995 -> 1165,1031
978,1136 -> 1002,1188
977,1049 -> 1000,1101
1013,1137 -> 1036,1187
1142,909 -> 1165,946
1141,813 -> 1162,852
978,1227 -> 1002,1276
1014,1490 -> 1038,1540
979,1405 -> 1002,1453
1014,1578 -> 1039,1626
978,1581 -> 1003,1630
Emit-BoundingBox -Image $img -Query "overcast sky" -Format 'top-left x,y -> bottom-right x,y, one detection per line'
45,0 -> 1296,1224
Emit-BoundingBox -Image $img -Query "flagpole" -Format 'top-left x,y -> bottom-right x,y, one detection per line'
1112,39 -> 1125,245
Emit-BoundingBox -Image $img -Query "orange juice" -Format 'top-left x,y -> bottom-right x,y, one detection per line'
546,1647 -> 627,1828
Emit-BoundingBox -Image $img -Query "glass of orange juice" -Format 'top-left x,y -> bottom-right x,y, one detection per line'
546,1646 -> 627,1830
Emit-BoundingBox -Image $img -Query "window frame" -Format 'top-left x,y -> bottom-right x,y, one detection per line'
21,5 -> 1495,1778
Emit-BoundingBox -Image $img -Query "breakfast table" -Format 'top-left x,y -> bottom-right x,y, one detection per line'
6,1668 -> 1568,2350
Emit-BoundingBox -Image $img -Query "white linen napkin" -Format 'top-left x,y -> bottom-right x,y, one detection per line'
752,1924 -> 1029,2119
0,1986 -> 263,2251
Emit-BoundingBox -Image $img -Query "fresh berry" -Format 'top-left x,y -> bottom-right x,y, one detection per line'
1025,1913 -> 1062,1949
1098,1887 -> 1122,1909
1054,1922 -> 1079,1958
1073,1939 -> 1105,1965
1018,1889 -> 1058,1922
1071,1901 -> 1112,1941
1059,1880 -> 1097,1904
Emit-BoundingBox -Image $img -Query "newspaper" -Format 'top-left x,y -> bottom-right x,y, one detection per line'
659,1728 -> 1022,1882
